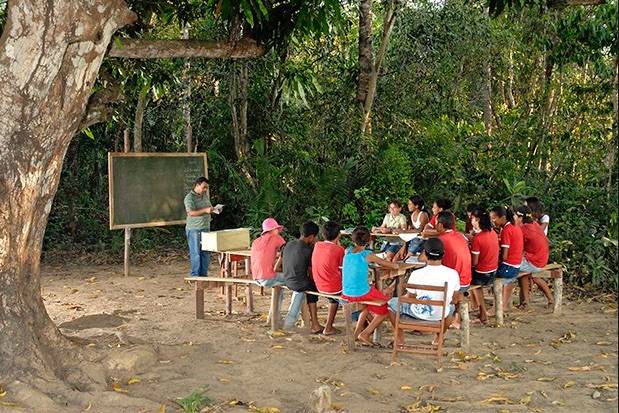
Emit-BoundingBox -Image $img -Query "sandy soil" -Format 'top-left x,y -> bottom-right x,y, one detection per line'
37,254 -> 618,413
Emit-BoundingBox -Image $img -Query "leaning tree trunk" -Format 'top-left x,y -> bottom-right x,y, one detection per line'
0,0 -> 135,400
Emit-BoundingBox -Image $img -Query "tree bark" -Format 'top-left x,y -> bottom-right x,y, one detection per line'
107,37 -> 266,59
0,0 -> 135,404
356,0 -> 374,104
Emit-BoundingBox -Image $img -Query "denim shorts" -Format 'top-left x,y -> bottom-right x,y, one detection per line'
519,257 -> 544,274
497,263 -> 521,285
471,269 -> 497,286
380,242 -> 402,254
407,237 -> 426,255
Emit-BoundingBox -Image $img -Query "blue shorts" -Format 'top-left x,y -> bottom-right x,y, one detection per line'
472,269 -> 497,286
407,237 -> 426,254
497,263 -> 521,285
380,242 -> 402,254
519,257 -> 544,274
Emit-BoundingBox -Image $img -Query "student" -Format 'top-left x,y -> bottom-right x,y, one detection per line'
488,206 -> 523,314
514,205 -> 554,309
371,200 -> 407,261
394,195 -> 430,260
281,221 -> 324,334
469,208 -> 499,324
525,197 -> 550,235
387,238 -> 460,348
422,198 -> 456,237
312,221 -> 346,335
342,226 -> 399,348
250,217 -> 287,324
464,202 -> 479,241
434,211 -> 472,329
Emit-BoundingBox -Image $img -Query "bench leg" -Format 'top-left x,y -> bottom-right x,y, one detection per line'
195,281 -> 204,320
246,284 -> 254,313
459,296 -> 470,349
493,278 -> 504,326
343,303 -> 355,351
269,286 -> 282,331
552,271 -> 563,315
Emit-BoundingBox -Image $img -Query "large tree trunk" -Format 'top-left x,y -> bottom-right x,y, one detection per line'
0,0 -> 136,407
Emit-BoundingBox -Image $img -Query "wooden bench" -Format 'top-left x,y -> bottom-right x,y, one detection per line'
185,276 -> 257,318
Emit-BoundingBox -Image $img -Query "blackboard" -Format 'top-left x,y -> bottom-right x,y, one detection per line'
108,153 -> 208,229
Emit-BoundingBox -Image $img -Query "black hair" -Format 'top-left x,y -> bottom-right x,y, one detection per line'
390,200 -> 403,209
322,221 -> 341,241
435,197 -> 453,211
194,176 -> 209,185
409,195 -> 425,210
515,205 -> 535,224
466,203 -> 479,213
525,197 -> 544,222
351,226 -> 371,246
471,208 -> 492,231
300,221 -> 319,237
490,205 -> 515,225
437,210 -> 455,229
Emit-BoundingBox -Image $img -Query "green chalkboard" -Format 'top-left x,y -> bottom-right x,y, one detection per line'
108,153 -> 208,229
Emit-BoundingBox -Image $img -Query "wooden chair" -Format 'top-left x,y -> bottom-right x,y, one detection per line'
391,282 -> 450,369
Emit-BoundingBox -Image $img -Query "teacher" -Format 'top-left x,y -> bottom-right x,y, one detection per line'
184,176 -> 215,277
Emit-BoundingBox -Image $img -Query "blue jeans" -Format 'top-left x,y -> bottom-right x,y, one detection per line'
186,228 -> 209,276
256,273 -> 286,324
283,291 -> 306,329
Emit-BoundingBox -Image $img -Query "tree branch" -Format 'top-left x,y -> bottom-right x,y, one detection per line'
106,37 -> 267,59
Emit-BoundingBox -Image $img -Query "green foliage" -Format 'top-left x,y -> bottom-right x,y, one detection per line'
175,385 -> 213,413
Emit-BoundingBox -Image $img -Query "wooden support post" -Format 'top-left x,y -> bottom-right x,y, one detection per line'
552,269 -> 563,314
343,303 -> 355,350
459,294 -> 470,350
123,128 -> 131,277
269,286 -> 281,331
493,278 -> 504,326
195,280 -> 204,319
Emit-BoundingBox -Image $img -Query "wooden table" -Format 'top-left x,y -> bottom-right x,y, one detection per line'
218,249 -> 254,314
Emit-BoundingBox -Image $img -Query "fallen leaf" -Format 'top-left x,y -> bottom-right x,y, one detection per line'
564,381 -> 576,388
219,378 -> 231,382
0,391 -> 6,397
84,403 -> 92,411
537,377 -> 556,382
481,397 -> 517,404
569,365 -> 606,372
218,360 -> 235,364
111,383 -> 128,393
368,387 -> 381,396
159,404 -> 166,413
271,345 -> 284,349
126,378 -> 141,385
270,331 -> 286,337
400,385 -> 412,391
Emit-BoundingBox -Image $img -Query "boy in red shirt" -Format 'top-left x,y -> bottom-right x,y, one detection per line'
312,221 -> 346,335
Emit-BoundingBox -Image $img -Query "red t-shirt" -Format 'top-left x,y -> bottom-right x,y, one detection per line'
499,222 -> 524,267
522,222 -> 549,268
250,233 -> 286,280
470,230 -> 499,273
312,241 -> 345,294
428,212 -> 457,230
438,230 -> 472,287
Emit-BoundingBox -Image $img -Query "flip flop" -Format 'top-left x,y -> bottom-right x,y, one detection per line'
358,336 -> 383,348
471,318 -> 489,325
322,327 -> 341,336
311,329 -> 324,335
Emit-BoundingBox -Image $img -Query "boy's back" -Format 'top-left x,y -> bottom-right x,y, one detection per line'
282,238 -> 314,291
312,241 -> 345,294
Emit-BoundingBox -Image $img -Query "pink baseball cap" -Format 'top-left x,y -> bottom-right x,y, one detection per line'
261,218 -> 284,235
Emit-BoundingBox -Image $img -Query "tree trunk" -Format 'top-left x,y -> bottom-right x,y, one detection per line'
107,37 -> 266,59
0,0 -> 135,406
356,0 -> 374,104
182,24 -> 194,152
134,85 -> 149,152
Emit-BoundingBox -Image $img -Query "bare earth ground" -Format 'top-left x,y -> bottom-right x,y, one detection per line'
33,254 -> 618,413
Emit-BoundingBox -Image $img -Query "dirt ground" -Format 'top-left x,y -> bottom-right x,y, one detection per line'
36,253 -> 617,413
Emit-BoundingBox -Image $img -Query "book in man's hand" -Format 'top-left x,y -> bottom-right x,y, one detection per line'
213,204 -> 224,214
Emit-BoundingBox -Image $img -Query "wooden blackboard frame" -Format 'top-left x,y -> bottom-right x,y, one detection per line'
108,152 -> 208,229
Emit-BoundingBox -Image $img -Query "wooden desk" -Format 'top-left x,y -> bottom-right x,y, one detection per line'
219,249 -> 254,315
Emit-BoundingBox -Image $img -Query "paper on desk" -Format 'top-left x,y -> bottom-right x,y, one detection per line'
405,255 -> 420,264
213,204 -> 224,214
398,233 -> 419,242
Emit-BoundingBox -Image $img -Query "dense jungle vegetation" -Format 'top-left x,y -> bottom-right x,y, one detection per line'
43,0 -> 617,291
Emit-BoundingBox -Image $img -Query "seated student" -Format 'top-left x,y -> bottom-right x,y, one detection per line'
422,198 -> 456,238
488,206 -> 523,315
514,205 -> 554,309
281,221 -> 324,334
312,221 -> 346,335
464,202 -> 479,241
394,195 -> 430,260
251,217 -> 287,324
469,208 -> 499,325
371,200 -> 407,261
434,211 -> 472,329
525,197 -> 550,235
342,226 -> 399,348
387,238 -> 460,347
